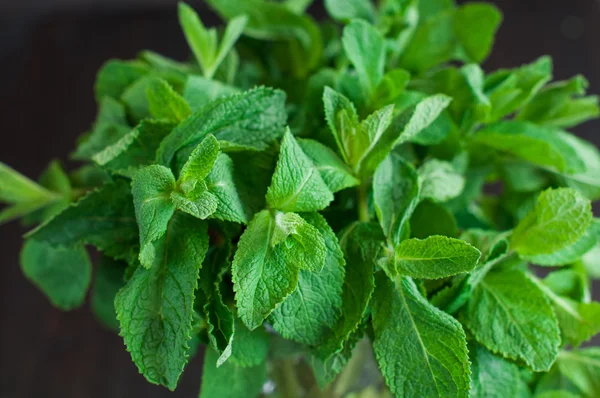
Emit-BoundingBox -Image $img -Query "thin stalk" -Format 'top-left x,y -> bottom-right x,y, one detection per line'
357,182 -> 370,223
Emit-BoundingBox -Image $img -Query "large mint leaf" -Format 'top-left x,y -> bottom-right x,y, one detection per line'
131,165 -> 177,268
372,273 -> 471,398
232,210 -> 326,330
93,120 -> 175,177
315,222 -> 381,359
157,87 -> 287,168
297,138 -> 359,193
470,343 -> 530,398
206,153 -> 250,223
266,129 -> 333,213
466,269 -> 561,371
395,236 -> 481,279
341,19 -> 386,97
373,152 -> 419,245
199,347 -> 267,398
20,239 -> 91,311
511,188 -> 592,256
27,179 -> 139,261
115,213 -> 209,390
271,213 -> 345,345
146,77 -> 191,122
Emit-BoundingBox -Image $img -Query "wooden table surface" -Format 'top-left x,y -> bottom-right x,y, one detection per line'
1,1 -> 598,397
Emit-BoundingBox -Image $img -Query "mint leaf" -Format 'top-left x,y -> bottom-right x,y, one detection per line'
157,87 -> 287,168
395,235 -> 481,279
557,349 -> 600,398
453,4 -> 502,63
205,153 -> 250,223
410,200 -> 459,239
470,343 -> 530,398
373,152 -> 419,245
531,274 -> 600,347
21,239 -> 91,311
178,134 -> 220,193
132,165 -> 176,268
115,213 -> 209,390
271,213 -> 345,345
199,347 -> 267,398
230,317 -> 270,368
146,77 -> 191,122
466,269 -> 561,371
91,256 -> 125,331
372,273 -> 471,398
511,188 -> 592,256
297,138 -> 359,193
183,75 -> 239,111
316,222 -> 381,359
418,159 -> 465,202
395,94 -> 454,145
266,129 -> 333,212
342,19 -> 386,97
27,180 -> 139,262
325,0 -> 375,22
94,59 -> 150,102
322,86 -> 359,166
93,120 -> 175,177
232,210 -> 326,330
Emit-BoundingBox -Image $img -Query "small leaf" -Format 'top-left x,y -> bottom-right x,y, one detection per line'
177,134 -> 220,196
146,77 -> 191,122
94,59 -> 150,102
183,75 -> 239,111
418,159 -> 465,202
21,239 -> 91,311
266,129 -> 333,213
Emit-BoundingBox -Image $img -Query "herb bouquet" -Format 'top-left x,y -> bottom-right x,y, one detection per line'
2,1 -> 600,397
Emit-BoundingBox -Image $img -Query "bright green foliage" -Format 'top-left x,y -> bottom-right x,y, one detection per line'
395,236 -> 481,279
21,239 -> 91,310
511,188 -> 592,256
3,1 -> 600,397
115,213 -> 209,390
372,274 -> 471,398
466,270 -> 561,371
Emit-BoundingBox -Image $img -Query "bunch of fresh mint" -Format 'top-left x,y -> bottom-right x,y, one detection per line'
1,1 -> 600,397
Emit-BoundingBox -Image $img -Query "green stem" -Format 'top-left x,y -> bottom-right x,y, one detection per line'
357,182 -> 370,223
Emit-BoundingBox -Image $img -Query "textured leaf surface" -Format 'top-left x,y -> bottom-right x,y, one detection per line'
131,165 -> 176,268
115,213 -> 209,390
205,153 -> 249,223
271,213 -> 345,345
373,152 -> 419,245
21,239 -> 91,311
557,349 -> 600,398
199,347 -> 267,398
372,274 -> 471,398
470,343 -> 529,398
229,317 -> 270,368
146,77 -> 191,122
395,235 -> 481,279
266,130 -> 333,212
94,59 -> 150,101
419,159 -> 465,202
511,188 -> 592,256
466,270 -> 561,371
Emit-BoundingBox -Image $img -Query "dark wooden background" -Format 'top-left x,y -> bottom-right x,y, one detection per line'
0,0 -> 598,397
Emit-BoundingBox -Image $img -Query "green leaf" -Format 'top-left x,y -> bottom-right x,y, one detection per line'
266,129 -> 333,213
325,0 -> 375,22
94,59 -> 150,102
531,275 -> 600,347
271,213 -> 345,345
183,75 -> 239,112
470,343 -> 530,398
316,222 -> 381,359
524,219 -> 600,266
91,256 -> 126,331
297,138 -> 359,193
131,165 -> 177,268
199,347 -> 267,398
115,213 -> 209,390
466,269 -> 561,371
410,200 -> 459,239
21,239 -> 91,311
157,87 -> 287,168
342,19 -> 386,97
73,97 -> 131,160
212,15 -> 248,78
511,188 -> 592,256
177,134 -> 220,195
206,153 -> 250,223
518,75 -> 600,128
93,120 -> 175,177
373,152 -> 420,245
557,349 -> 600,398
27,180 -> 139,262
232,210 -> 326,330
395,94 -> 453,145
453,4 -> 503,63
395,235 -> 480,279
418,159 -> 465,202
146,77 -> 191,122
372,273 -> 471,398
229,317 -> 270,367
322,86 -> 359,166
